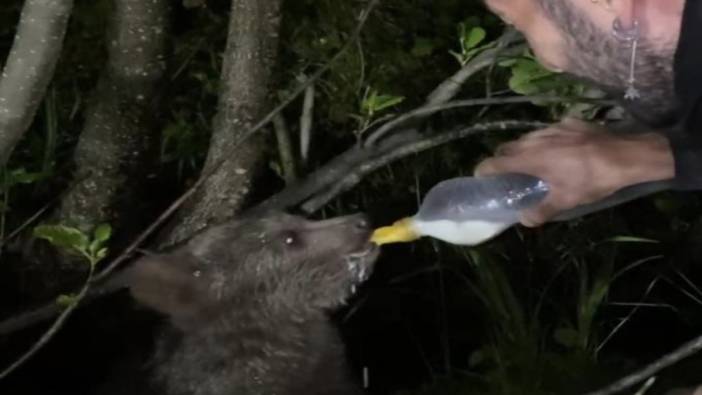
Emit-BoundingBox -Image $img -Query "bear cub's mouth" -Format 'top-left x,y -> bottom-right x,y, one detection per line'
344,242 -> 379,295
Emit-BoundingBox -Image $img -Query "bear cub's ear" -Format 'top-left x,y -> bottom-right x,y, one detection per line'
118,253 -> 211,331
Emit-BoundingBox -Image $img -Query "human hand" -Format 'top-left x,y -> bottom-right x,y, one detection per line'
474,118 -> 674,227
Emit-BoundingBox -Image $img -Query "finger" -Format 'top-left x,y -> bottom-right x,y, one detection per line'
560,117 -> 590,130
473,158 -> 498,176
474,153 -> 542,177
474,157 -> 515,176
495,131 -> 562,156
495,140 -> 522,156
518,201 -> 561,227
560,117 -> 606,133
521,127 -> 564,140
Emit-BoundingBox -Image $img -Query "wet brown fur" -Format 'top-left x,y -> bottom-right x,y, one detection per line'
120,212 -> 379,395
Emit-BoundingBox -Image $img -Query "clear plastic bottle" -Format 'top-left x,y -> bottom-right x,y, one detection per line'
371,173 -> 670,246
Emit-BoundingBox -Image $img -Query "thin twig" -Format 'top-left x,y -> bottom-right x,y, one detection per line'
365,94 -> 611,147
0,170 -> 89,254
425,28 -> 523,106
299,78 -> 315,164
225,0 -> 380,158
273,113 -> 297,184
0,263 -> 94,380
301,120 -> 546,212
92,187 -> 197,282
0,201 -> 52,251
255,95 -> 583,214
255,31 -> 543,213
596,277 -> 660,354
364,42 -> 526,147
582,333 -> 702,395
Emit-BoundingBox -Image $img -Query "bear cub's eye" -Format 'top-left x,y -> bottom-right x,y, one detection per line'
281,231 -> 301,247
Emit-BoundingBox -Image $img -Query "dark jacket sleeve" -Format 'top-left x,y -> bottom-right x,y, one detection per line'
668,121 -> 702,190
670,0 -> 702,190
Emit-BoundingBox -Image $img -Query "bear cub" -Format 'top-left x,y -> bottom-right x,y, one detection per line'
121,212 -> 379,395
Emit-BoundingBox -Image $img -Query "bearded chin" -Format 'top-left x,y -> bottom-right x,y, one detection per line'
562,67 -> 680,129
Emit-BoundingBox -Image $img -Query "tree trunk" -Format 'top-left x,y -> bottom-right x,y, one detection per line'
0,0 -> 74,166
162,0 -> 282,246
11,0 -> 171,298
55,0 -> 169,235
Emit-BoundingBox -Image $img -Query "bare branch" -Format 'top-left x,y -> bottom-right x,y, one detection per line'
365,95 -> 610,148
0,198 -> 51,252
273,113 -> 297,184
255,93 -> 604,213
0,263 -> 94,380
582,333 -> 702,395
425,28 -> 523,106
299,81 -> 315,164
301,120 -> 547,212
254,143 -> 376,213
365,47 -> 528,146
0,0 -> 74,166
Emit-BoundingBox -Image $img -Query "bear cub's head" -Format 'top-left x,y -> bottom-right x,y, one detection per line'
121,212 -> 379,331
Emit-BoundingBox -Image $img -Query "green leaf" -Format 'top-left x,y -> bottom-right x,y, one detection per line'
96,248 -> 108,262
497,58 -> 517,67
10,168 -> 45,184
372,94 -> 404,112
1,168 -> 46,190
361,90 -> 404,117
34,225 -> 90,253
56,293 -> 77,308
462,27 -> 486,51
508,59 -> 556,95
93,223 -> 112,243
89,239 -> 100,256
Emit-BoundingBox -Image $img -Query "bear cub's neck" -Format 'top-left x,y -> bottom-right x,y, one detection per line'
153,298 -> 362,395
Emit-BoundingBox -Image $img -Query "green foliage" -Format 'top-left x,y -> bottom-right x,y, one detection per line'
279,0 -> 487,134
1,168 -> 47,191
56,293 -> 78,308
502,55 -> 579,94
33,223 -> 112,267
160,115 -> 209,178
504,58 -> 559,96
498,52 -> 599,118
450,18 -> 493,65
390,245 -> 631,395
361,89 -> 405,118
350,87 -> 406,135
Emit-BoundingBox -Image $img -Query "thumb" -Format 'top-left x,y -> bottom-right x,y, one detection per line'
473,158 -> 499,177
518,201 -> 560,228
560,117 -> 605,133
